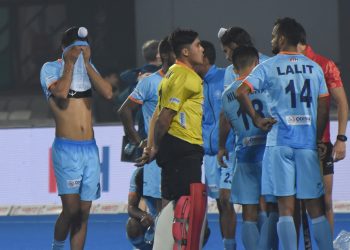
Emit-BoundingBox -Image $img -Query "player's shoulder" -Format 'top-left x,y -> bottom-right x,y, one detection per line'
41,59 -> 62,71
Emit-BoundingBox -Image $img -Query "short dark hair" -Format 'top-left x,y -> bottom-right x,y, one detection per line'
61,26 -> 88,48
142,40 -> 159,62
274,17 -> 306,47
168,28 -> 199,57
201,40 -> 216,65
220,27 -> 253,47
231,46 -> 259,71
159,36 -> 173,55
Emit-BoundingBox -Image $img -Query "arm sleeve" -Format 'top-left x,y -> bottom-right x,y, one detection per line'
161,73 -> 189,112
243,64 -> 267,92
40,62 -> 60,99
128,77 -> 150,104
324,60 -> 343,89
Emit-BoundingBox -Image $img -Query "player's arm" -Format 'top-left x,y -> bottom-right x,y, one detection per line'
49,47 -> 81,99
217,111 -> 230,167
330,87 -> 348,161
81,46 -> 113,100
135,105 -> 159,167
118,98 -> 142,145
153,107 -> 177,154
317,96 -> 330,160
128,192 -> 153,227
236,82 -> 276,131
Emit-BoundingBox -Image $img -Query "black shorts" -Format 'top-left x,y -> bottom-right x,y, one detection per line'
156,133 -> 204,201
320,142 -> 334,176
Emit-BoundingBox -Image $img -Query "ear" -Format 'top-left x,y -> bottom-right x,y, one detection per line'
182,47 -> 190,57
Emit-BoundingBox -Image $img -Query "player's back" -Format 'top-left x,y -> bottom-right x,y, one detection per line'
222,78 -> 269,163
245,52 -> 328,149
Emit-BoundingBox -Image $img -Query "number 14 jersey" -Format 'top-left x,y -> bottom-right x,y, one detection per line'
243,52 -> 329,150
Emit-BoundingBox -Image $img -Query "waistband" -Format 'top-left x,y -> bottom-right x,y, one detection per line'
54,137 -> 96,145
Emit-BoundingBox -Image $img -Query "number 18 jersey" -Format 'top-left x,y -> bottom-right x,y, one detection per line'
243,52 -> 329,149
222,77 -> 270,163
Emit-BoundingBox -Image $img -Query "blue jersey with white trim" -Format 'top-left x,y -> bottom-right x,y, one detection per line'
222,78 -> 269,163
244,52 -> 329,149
129,71 -> 163,133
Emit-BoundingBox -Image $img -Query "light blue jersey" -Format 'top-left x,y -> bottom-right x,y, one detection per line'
128,70 -> 163,199
224,53 -> 270,88
40,41 -> 97,100
244,52 -> 328,149
222,78 -> 269,163
129,70 -> 164,133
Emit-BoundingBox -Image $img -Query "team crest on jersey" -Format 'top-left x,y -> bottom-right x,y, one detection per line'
289,57 -> 298,62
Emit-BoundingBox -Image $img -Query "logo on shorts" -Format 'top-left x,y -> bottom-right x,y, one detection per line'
67,179 -> 82,189
286,115 -> 311,125
243,135 -> 266,147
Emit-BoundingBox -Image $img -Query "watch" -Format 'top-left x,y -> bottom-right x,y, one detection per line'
337,135 -> 347,142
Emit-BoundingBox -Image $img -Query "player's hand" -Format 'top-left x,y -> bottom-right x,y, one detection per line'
332,140 -> 346,162
138,139 -> 147,149
317,141 -> 327,161
63,46 -> 81,65
217,147 -> 229,168
253,116 -> 277,132
140,213 -> 154,228
81,46 -> 91,65
135,147 -> 151,167
147,147 -> 158,163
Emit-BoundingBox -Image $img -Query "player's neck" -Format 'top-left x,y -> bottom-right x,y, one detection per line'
280,45 -> 298,53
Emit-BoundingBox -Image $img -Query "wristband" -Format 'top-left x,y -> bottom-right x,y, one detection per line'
337,135 -> 347,142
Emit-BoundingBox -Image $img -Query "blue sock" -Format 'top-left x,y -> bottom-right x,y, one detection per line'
258,211 -> 278,250
311,216 -> 333,250
258,211 -> 267,231
223,238 -> 236,250
277,216 -> 297,250
242,221 -> 259,250
52,239 -> 65,250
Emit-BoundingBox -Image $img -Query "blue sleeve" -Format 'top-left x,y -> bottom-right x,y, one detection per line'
129,77 -> 150,104
129,169 -> 139,193
40,62 -> 61,99
244,64 -> 267,92
316,66 -> 329,97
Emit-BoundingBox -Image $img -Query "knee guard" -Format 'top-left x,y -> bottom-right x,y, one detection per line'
173,183 -> 207,250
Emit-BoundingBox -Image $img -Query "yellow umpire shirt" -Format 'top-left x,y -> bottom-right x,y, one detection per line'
158,60 -> 203,145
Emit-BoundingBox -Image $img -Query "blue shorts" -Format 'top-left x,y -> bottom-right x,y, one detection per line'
231,161 -> 262,204
204,151 -> 235,199
143,160 -> 161,199
52,137 -> 101,201
262,146 -> 324,199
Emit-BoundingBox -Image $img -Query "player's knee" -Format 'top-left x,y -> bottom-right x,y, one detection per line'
219,196 -> 232,211
126,218 -> 144,239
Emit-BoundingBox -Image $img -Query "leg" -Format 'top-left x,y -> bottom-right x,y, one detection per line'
241,204 -> 259,250
70,200 -> 92,250
218,189 -> 236,239
305,197 -> 333,250
277,196 -> 297,250
54,194 -> 81,242
323,174 -> 334,235
258,196 -> 267,231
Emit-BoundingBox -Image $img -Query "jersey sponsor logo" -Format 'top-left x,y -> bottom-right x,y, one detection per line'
169,97 -> 180,104
67,178 -> 82,188
286,115 -> 311,125
289,57 -> 298,62
179,112 -> 186,128
242,135 -> 266,147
